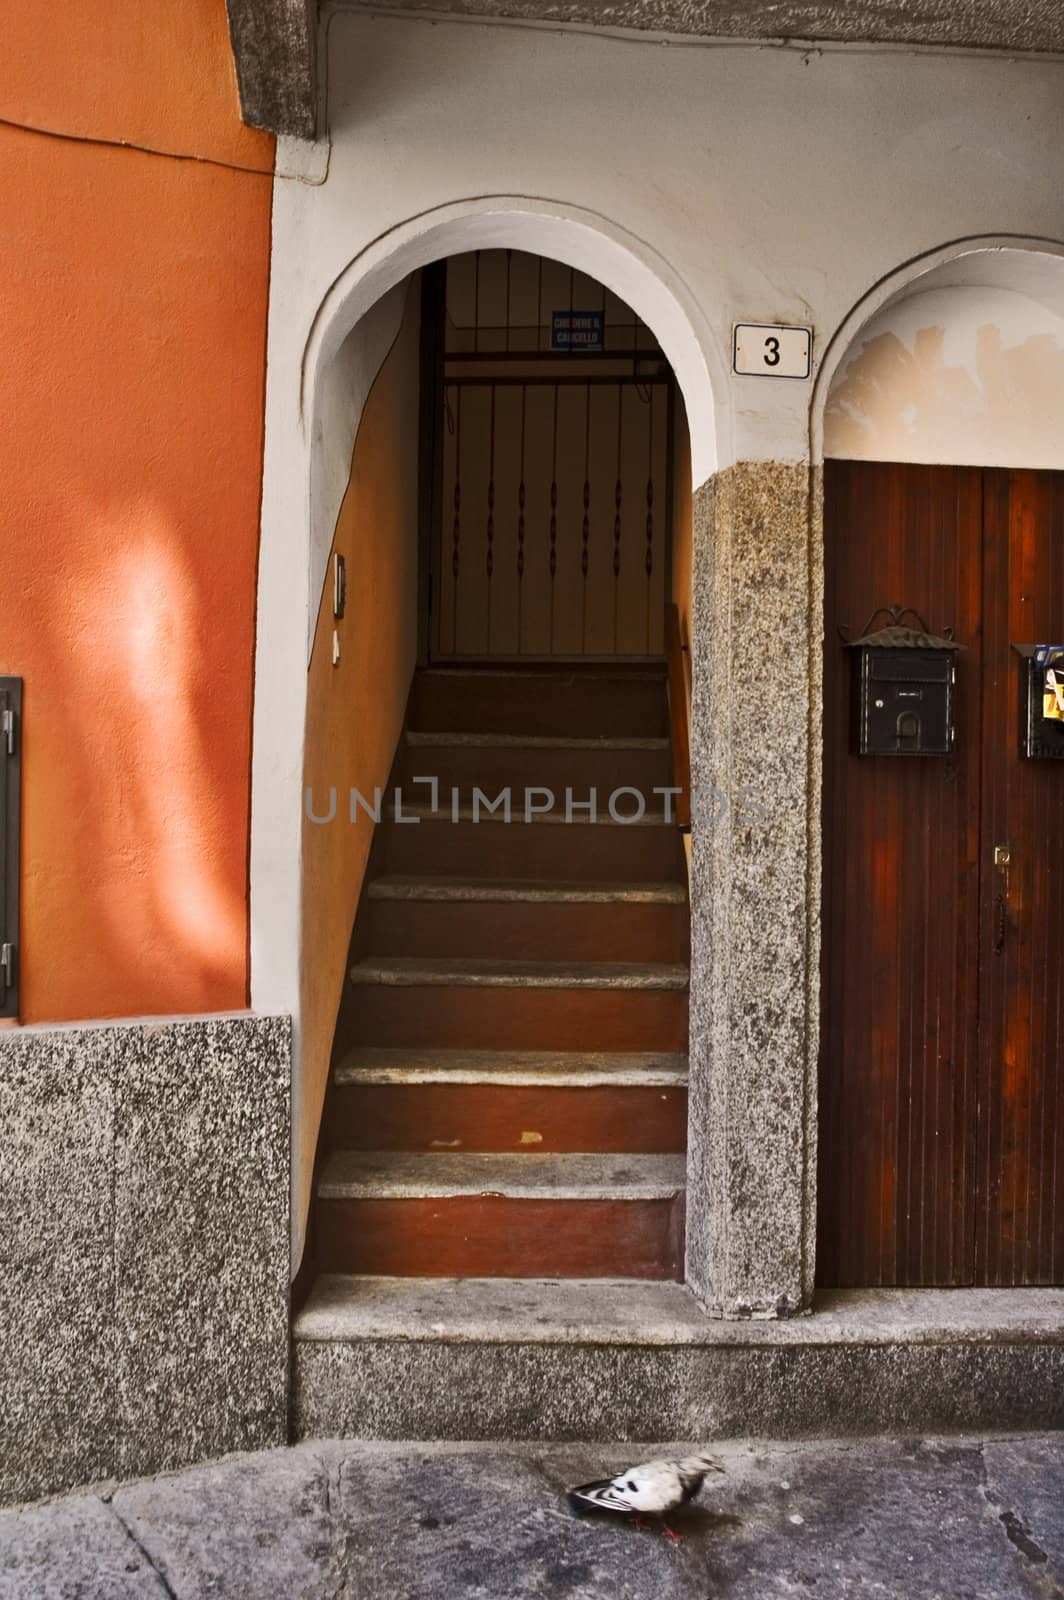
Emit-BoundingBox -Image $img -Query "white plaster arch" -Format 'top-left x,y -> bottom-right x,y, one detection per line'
810,234 -> 1064,463
798,233 -> 1064,1296
303,197 -> 724,484
251,197 -> 723,1243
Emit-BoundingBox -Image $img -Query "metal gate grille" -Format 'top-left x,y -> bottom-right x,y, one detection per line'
432,251 -> 673,659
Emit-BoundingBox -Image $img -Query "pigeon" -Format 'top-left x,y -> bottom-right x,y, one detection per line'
567,1452 -> 724,1530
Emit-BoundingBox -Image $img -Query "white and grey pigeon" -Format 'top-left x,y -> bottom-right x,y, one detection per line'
567,1453 -> 723,1526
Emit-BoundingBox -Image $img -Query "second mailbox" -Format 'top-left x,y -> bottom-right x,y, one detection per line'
844,607 -> 963,757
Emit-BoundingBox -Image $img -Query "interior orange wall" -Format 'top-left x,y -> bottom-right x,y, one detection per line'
0,1 -> 274,1022
670,396 -> 694,873
299,281 -> 422,1244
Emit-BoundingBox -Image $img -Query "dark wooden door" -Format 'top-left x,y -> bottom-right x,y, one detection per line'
819,460 -> 1064,1287
820,461 -> 984,1286
977,470 -> 1064,1285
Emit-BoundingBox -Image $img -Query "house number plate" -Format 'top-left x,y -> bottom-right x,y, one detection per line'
733,323 -> 812,380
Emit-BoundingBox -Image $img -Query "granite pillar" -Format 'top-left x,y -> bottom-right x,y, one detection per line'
686,461 -> 821,1316
0,1014 -> 291,1506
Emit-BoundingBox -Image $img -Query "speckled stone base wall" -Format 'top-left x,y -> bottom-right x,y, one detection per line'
0,1015 -> 291,1507
294,1336 -> 1064,1442
687,462 -> 821,1317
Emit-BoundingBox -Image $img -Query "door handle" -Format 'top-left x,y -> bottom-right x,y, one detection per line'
993,844 -> 1010,954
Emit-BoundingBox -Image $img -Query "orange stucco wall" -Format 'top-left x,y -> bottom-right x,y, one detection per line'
0,1 -> 274,1022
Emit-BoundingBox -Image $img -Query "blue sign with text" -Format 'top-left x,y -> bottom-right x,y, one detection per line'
551,310 -> 605,352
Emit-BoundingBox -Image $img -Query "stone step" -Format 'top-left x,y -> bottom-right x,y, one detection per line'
314,1153 -> 686,1278
408,666 -> 668,738
296,1273 -> 702,1343
291,1277 -> 1064,1441
365,903 -> 688,965
334,1047 -> 689,1086
327,1078 -> 688,1153
327,1045 -> 688,1152
348,957 -> 689,989
335,976 -> 687,1053
366,876 -> 685,903
313,661 -> 686,1283
318,1151 -> 687,1200
364,878 -> 689,963
387,803 -> 672,826
382,809 -> 686,881
398,730 -> 672,797
404,733 -> 671,750
337,958 -> 689,1052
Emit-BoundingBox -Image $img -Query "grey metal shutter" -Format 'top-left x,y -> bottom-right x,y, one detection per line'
0,678 -> 21,1018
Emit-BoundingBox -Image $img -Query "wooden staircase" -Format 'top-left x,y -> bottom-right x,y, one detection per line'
306,663 -> 690,1288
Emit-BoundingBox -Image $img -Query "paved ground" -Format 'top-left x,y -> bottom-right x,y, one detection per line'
1,1434 -> 1063,1598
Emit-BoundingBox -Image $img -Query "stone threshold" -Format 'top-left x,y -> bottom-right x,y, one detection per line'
295,1275 -> 1064,1348
347,957 -> 689,989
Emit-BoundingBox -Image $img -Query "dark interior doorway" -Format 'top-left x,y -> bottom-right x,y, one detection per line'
819,458 -> 1064,1288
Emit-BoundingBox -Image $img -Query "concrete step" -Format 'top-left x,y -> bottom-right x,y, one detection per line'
314,1153 -> 686,1278
408,666 -> 668,738
364,877 -> 689,963
292,1278 -> 1064,1441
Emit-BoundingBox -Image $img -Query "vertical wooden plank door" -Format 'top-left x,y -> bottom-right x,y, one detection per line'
819,461 -> 984,1287
977,470 -> 1064,1285
819,460 -> 1064,1288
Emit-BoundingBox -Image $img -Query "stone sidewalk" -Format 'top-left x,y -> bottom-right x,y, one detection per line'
2,1434 -> 1062,1598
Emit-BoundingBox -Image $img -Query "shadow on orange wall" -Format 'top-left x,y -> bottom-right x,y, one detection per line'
0,0 -> 273,1022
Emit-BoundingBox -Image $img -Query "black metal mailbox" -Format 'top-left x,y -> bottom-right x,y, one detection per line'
1015,644 -> 1064,760
843,607 -> 962,757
